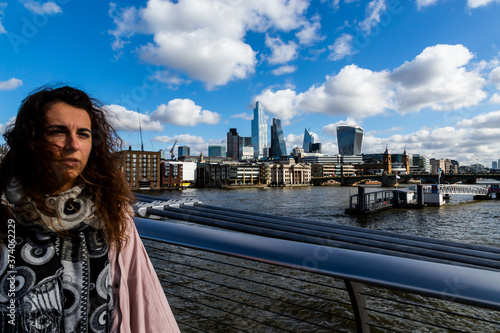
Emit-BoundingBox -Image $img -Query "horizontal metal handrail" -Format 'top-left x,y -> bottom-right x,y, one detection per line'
135,217 -> 500,311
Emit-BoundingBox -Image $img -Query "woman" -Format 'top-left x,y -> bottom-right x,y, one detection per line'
0,86 -> 180,332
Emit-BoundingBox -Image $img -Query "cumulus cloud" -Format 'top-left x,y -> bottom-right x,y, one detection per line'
490,67 -> 500,89
265,36 -> 298,65
295,14 -> 324,46
253,89 -> 301,123
285,133 -> 303,151
151,133 -> 207,155
456,110 -> 500,129
488,93 -> 500,104
0,116 -> 16,136
300,65 -> 394,117
328,33 -> 357,61
271,65 -> 297,76
104,105 -> 163,132
253,44 -> 488,124
21,1 -> 62,15
110,0 -> 313,88
322,117 -> 361,136
150,99 -> 221,126
391,44 -> 486,113
152,133 -> 206,144
467,0 -> 500,8
359,0 -> 387,33
0,78 -> 22,90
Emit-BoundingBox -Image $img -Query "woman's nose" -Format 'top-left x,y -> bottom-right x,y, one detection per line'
64,133 -> 80,151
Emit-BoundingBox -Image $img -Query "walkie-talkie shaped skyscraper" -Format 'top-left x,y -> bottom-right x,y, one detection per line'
251,101 -> 268,159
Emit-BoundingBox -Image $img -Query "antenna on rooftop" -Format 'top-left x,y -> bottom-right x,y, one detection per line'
138,109 -> 144,151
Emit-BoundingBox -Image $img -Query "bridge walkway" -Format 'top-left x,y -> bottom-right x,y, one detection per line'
134,193 -> 500,332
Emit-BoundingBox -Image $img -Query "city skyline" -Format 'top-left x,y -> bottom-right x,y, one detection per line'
1,1 -> 500,166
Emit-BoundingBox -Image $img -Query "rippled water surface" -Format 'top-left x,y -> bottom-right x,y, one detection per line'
148,183 -> 500,247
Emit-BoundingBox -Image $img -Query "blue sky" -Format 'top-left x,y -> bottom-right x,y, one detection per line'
1,0 -> 500,166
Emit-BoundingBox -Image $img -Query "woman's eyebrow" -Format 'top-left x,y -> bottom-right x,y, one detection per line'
45,125 -> 92,132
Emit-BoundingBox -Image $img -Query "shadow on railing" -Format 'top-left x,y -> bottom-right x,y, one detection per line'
134,193 -> 500,332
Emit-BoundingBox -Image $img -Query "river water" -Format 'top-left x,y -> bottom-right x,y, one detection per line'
142,182 -> 500,332
149,182 -> 500,247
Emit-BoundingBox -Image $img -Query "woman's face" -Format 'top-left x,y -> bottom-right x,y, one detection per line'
44,102 -> 92,195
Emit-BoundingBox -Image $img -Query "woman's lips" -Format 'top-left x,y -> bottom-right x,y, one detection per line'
60,158 -> 80,167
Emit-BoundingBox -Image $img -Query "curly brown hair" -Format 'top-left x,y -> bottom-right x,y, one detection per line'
0,85 -> 134,249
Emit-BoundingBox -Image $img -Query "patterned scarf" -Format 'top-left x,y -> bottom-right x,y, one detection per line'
0,178 -> 113,332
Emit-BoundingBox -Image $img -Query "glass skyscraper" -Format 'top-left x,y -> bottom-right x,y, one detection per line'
208,145 -> 226,157
303,128 -> 314,152
336,125 -> 364,155
251,101 -> 268,159
270,118 -> 287,158
177,146 -> 190,157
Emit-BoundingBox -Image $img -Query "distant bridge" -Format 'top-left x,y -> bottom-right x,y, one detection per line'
422,184 -> 489,196
312,173 -> 500,186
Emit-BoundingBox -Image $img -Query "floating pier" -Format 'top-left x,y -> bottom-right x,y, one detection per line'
345,184 -> 495,214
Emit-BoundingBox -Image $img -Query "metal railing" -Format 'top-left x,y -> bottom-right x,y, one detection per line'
134,194 -> 500,332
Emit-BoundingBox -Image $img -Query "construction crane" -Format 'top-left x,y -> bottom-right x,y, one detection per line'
169,140 -> 177,160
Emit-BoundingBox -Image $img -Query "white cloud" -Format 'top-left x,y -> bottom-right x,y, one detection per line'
252,44 -> 490,125
151,133 -> 207,155
456,110 -> 500,129
21,1 -> 62,15
0,3 -> 6,34
265,36 -> 298,65
231,113 -> 253,121
488,93 -> 500,104
0,78 -> 22,90
359,0 -> 387,33
0,116 -> 16,136
391,44 -> 486,113
299,65 -> 394,117
416,0 -> 439,9
490,67 -> 500,89
150,70 -> 190,88
467,0 -> 500,8
271,65 -> 297,76
105,105 -> 164,132
253,88 -> 301,123
328,33 -> 357,61
150,99 -> 221,126
109,0 -> 313,88
285,133 -> 303,151
323,117 -> 361,136
295,14 -> 324,46
152,133 -> 205,145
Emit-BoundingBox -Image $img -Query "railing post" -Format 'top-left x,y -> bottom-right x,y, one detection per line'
344,280 -> 370,333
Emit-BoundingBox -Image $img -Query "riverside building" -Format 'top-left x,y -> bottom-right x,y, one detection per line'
120,149 -> 161,190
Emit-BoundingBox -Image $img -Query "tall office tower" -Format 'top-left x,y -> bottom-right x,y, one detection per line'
303,128 -> 314,152
310,143 -> 322,153
227,128 -> 240,159
251,101 -> 268,159
208,145 -> 226,157
177,146 -> 190,157
270,118 -> 287,158
493,161 -> 498,169
336,125 -> 364,155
